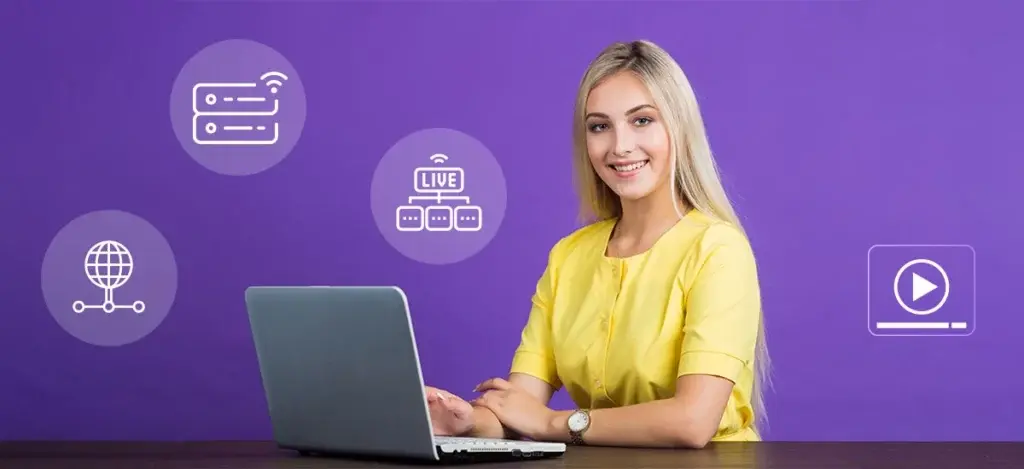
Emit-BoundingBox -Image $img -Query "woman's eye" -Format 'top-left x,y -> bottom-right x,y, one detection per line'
588,123 -> 608,132
634,117 -> 653,126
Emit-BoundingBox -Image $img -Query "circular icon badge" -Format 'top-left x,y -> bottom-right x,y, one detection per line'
893,258 -> 950,316
41,210 -> 178,347
169,39 -> 307,176
370,128 -> 507,265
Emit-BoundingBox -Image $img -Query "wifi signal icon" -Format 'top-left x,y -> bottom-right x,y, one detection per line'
429,153 -> 449,164
260,71 -> 289,94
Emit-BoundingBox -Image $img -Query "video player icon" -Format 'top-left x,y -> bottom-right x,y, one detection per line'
868,244 -> 975,337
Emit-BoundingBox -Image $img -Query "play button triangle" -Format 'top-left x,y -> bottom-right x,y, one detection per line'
912,273 -> 938,301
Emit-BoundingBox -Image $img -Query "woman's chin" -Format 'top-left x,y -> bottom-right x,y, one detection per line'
605,181 -> 657,201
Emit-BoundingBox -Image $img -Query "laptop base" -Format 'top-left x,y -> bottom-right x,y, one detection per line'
288,446 -> 565,465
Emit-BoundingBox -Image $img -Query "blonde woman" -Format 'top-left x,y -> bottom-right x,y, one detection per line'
426,40 -> 769,449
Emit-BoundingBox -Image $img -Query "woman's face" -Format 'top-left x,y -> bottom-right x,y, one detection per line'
584,71 -> 672,203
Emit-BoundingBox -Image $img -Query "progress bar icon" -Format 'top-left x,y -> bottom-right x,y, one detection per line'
874,322 -> 968,330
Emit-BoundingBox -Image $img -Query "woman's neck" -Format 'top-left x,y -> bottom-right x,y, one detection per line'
616,187 -> 687,239
607,189 -> 688,257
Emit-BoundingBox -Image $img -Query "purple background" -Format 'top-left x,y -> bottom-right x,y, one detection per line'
2,0 -> 1022,441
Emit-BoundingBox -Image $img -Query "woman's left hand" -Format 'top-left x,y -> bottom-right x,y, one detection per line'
471,377 -> 558,440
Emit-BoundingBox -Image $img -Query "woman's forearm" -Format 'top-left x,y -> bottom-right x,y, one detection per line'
468,405 -> 517,439
543,398 -> 712,448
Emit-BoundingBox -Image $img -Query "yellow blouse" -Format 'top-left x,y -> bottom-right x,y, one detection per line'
509,209 -> 763,441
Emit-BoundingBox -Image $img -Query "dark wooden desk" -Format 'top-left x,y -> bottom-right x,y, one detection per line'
1,441 -> 1022,468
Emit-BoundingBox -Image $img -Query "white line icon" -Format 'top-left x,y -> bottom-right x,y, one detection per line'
395,153 -> 483,233
892,258 -> 950,316
72,240 -> 145,314
191,71 -> 287,146
867,244 -> 976,337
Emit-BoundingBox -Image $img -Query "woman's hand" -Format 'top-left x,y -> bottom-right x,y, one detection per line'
425,386 -> 475,436
471,378 -> 557,440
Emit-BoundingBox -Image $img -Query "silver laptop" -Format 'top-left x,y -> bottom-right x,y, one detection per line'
244,285 -> 567,463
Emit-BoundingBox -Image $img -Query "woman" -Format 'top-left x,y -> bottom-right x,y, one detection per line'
426,40 -> 769,449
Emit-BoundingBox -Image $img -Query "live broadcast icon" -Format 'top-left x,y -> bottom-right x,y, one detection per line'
867,244 -> 976,337
395,153 -> 482,233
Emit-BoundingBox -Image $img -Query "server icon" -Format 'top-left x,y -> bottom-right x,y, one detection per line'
191,71 -> 288,146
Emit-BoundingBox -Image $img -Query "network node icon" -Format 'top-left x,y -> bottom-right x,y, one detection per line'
396,206 -> 424,232
426,206 -> 453,232
454,206 -> 482,232
72,240 -> 146,314
395,153 -> 484,233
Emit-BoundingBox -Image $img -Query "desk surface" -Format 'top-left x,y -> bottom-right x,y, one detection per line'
1,441 -> 1022,469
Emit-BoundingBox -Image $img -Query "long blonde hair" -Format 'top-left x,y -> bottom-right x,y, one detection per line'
570,40 -> 772,435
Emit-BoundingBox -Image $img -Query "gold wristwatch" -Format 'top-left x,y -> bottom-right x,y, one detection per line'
567,409 -> 591,445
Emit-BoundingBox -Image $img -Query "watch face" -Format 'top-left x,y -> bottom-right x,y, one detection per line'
568,411 -> 589,431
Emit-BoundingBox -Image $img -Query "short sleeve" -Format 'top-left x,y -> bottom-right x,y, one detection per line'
677,226 -> 762,383
509,246 -> 563,389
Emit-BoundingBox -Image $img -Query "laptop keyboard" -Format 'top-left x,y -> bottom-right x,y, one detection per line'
434,436 -> 525,447
435,436 -> 566,456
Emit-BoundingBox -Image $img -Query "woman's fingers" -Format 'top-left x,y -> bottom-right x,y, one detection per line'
474,377 -> 511,392
426,387 -> 455,403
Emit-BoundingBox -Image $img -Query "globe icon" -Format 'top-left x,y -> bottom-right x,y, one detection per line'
72,240 -> 146,314
85,240 -> 132,289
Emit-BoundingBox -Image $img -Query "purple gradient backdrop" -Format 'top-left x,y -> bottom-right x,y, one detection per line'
1,0 -> 1023,441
